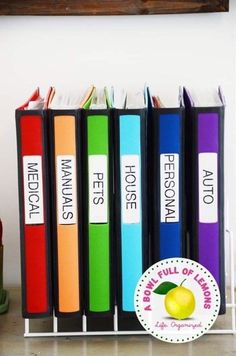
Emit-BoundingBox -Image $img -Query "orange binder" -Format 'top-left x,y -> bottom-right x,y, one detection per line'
50,108 -> 82,316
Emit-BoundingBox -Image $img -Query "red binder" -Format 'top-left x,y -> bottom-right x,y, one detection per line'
16,88 -> 53,318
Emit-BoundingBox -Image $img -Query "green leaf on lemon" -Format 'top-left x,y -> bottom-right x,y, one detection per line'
153,282 -> 178,295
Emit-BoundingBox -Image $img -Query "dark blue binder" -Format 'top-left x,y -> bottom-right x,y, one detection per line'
148,90 -> 185,262
159,113 -> 183,258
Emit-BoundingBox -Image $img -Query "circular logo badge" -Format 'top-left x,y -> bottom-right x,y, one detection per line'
135,258 -> 220,343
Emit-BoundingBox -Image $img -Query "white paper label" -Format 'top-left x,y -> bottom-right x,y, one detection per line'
89,155 -> 108,223
56,155 -> 77,224
121,155 -> 141,224
199,153 -> 218,223
160,154 -> 179,223
23,156 -> 44,225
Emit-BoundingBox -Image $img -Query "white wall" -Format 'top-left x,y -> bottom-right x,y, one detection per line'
0,2 -> 235,286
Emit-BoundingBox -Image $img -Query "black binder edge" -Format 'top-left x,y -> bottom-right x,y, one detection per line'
15,109 -> 53,319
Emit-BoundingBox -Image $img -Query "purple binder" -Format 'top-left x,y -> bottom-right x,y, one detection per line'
198,113 -> 219,283
183,88 -> 225,314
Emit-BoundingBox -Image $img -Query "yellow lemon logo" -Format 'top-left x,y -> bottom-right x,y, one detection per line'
135,258 -> 221,343
153,279 -> 196,320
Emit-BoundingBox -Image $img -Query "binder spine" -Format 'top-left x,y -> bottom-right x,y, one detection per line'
192,107 -> 225,314
219,107 -> 225,314
83,109 -> 114,316
115,108 -> 148,315
151,108 -> 185,262
49,109 -> 82,317
15,109 -> 52,318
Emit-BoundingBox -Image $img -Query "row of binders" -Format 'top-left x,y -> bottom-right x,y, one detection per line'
16,86 -> 225,322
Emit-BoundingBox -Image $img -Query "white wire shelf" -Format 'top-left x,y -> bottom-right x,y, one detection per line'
24,228 -> 236,337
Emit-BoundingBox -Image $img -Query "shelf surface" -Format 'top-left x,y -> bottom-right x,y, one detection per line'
0,0 -> 229,16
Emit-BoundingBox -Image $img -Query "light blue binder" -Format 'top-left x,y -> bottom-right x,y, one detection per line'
120,115 -> 143,312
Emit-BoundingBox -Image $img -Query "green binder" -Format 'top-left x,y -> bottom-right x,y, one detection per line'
84,111 -> 112,314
